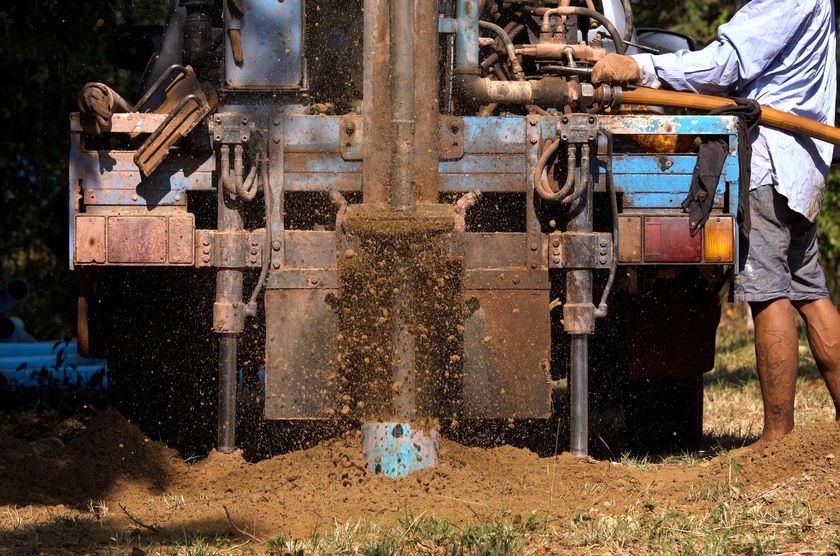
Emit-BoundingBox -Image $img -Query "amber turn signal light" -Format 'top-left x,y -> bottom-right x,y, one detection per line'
703,216 -> 735,263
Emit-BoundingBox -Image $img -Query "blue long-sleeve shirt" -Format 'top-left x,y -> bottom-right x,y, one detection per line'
632,0 -> 836,221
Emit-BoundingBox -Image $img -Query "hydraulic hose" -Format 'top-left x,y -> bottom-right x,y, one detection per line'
619,87 -> 840,147
540,7 -> 627,55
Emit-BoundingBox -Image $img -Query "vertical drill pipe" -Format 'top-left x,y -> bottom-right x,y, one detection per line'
392,264 -> 416,420
362,0 -> 391,204
216,177 -> 244,453
566,147 -> 594,457
570,334 -> 589,455
389,0 -> 417,211
414,0 -> 440,202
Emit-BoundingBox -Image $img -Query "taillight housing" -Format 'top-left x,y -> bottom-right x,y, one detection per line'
618,215 -> 735,264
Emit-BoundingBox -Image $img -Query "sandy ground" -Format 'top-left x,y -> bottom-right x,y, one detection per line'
1,408 -> 839,554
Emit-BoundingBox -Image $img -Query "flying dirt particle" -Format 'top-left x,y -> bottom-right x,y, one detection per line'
392,288 -> 400,294
325,408 -> 336,416
456,324 -> 465,334
356,400 -> 366,409
500,388 -> 506,395
482,335 -> 492,344
344,248 -> 356,258
336,333 -> 344,342
450,419 -> 459,429
449,354 -> 461,363
447,334 -> 456,342
391,381 -> 403,393
340,405 -> 350,415
512,308 -> 520,314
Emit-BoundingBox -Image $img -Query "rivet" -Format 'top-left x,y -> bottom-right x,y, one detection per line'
273,116 -> 282,125
530,137 -> 538,144
599,256 -> 607,265
552,239 -> 560,248
250,247 -> 258,255
529,240 -> 538,251
561,116 -> 569,124
203,246 -> 210,255
599,238 -> 607,248
272,241 -> 281,250
202,238 -> 210,246
131,194 -> 138,201
174,195 -> 181,202
202,255 -> 211,263
344,121 -> 356,135
273,261 -> 281,269
215,134 -> 222,141
214,115 -> 222,124
530,261 -> 539,269
512,275 -> 521,285
241,116 -> 248,124
309,276 -> 319,285
241,135 -> 249,142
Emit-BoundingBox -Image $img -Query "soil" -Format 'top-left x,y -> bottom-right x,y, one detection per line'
2,408 -> 840,553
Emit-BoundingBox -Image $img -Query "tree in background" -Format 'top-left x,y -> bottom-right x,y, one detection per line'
0,1 -> 167,337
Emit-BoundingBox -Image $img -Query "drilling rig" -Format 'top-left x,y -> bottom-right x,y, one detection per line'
71,0 -> 742,475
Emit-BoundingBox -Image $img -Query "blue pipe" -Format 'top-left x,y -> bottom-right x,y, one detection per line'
455,0 -> 479,74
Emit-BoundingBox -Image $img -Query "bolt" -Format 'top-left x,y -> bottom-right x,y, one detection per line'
530,136 -> 538,144
242,135 -> 249,142
309,276 -> 319,285
530,261 -> 539,269
561,116 -> 569,124
599,238 -> 607,248
561,133 -> 568,141
588,116 -> 596,125
272,241 -> 281,250
250,247 -> 258,255
273,134 -> 281,143
214,115 -> 222,124
273,261 -> 281,269
202,238 -> 210,246
344,121 -> 356,135
529,240 -> 538,251
599,256 -> 607,265
215,134 -> 222,141
273,116 -> 282,125
203,246 -> 210,255
552,238 -> 560,248
512,275 -> 521,285
241,116 -> 248,124
202,255 -> 211,263
588,134 -> 595,141
174,195 -> 181,202
450,123 -> 460,134
131,194 -> 138,201
527,115 -> 538,126
600,248 -> 607,256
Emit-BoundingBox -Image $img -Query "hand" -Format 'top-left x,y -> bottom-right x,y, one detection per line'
591,54 -> 641,85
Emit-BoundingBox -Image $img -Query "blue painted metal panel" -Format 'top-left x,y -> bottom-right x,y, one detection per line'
440,154 -> 527,174
284,153 -> 362,174
284,115 -> 340,153
225,0 -> 304,90
462,117 -> 527,153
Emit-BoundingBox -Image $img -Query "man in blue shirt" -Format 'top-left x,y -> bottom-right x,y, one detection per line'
592,0 -> 840,446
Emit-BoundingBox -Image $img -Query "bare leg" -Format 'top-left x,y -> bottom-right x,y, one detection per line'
793,298 -> 840,420
749,298 -> 799,445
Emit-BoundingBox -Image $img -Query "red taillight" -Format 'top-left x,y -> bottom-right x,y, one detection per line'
643,217 -> 701,263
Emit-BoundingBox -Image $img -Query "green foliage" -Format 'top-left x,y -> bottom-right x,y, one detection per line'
632,0 -> 741,44
0,0 -> 167,337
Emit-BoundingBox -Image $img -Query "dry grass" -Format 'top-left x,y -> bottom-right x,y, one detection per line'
4,304 -> 840,555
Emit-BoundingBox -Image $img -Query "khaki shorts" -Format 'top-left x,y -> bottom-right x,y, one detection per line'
734,185 -> 829,303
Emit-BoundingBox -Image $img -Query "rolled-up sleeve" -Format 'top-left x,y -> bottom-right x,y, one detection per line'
632,0 -> 814,94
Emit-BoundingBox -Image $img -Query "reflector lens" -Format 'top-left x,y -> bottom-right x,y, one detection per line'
703,216 -> 735,263
643,217 -> 702,263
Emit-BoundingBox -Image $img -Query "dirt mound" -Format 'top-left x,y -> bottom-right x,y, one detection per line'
1,409 -> 839,547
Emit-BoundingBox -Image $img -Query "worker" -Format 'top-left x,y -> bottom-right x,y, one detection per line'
591,0 -> 840,446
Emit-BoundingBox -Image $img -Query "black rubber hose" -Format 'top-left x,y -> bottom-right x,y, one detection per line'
621,0 -> 633,43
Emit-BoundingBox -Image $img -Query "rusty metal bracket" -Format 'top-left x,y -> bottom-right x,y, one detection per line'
195,229 -> 263,268
213,300 -> 245,334
548,232 -> 613,270
556,114 -> 599,144
439,116 -> 465,160
208,112 -> 255,144
563,303 -> 595,335
340,115 -> 363,160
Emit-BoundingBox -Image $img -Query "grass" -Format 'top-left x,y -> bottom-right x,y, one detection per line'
4,304 -> 840,555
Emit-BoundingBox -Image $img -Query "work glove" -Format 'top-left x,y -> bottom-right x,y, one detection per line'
591,54 -> 641,85
78,83 -> 131,131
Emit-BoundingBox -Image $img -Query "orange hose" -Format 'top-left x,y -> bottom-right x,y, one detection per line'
620,87 -> 840,147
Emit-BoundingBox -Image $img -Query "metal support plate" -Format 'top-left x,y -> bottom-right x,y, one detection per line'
548,232 -> 613,269
264,289 -> 339,419
459,290 -> 552,419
